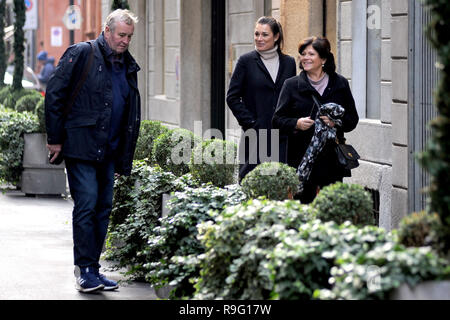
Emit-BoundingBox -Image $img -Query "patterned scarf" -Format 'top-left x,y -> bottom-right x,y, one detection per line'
297,101 -> 345,194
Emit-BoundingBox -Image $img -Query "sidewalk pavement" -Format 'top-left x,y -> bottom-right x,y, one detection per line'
0,189 -> 158,300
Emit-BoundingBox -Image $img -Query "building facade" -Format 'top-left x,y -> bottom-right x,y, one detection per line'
102,0 -> 436,231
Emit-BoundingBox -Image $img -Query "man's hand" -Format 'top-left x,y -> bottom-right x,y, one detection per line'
47,144 -> 62,163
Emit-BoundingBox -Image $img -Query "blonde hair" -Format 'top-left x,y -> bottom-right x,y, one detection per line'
103,9 -> 138,32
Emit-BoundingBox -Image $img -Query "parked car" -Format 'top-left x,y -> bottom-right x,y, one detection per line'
3,64 -> 43,92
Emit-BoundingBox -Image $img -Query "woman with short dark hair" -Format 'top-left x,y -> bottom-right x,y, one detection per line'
272,36 -> 359,203
226,16 -> 296,181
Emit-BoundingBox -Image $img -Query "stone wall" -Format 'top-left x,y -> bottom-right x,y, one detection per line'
337,0 -> 410,230
390,0 -> 409,228
147,0 -> 181,128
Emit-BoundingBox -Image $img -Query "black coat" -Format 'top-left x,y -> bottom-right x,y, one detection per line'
226,50 -> 296,180
272,71 -> 359,184
45,33 -> 141,176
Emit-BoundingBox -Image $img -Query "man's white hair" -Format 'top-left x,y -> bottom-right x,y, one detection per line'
103,9 -> 138,32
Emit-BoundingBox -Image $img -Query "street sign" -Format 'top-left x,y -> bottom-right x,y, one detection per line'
24,0 -> 38,30
62,5 -> 82,30
51,26 -> 63,47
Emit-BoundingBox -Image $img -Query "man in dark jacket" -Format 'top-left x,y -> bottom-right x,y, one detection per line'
45,9 -> 141,293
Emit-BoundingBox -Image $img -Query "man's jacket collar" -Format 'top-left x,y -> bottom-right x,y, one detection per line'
96,32 -> 140,74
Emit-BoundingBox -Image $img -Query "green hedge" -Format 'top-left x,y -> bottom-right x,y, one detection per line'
105,161 -> 199,280
34,98 -> 46,133
0,108 -> 39,185
241,162 -> 298,200
152,128 -> 201,177
269,221 -> 393,299
106,165 -> 449,299
398,211 -> 443,253
134,120 -> 170,162
105,163 -> 181,279
1,87 -> 36,110
143,184 -> 247,298
189,139 -> 238,187
311,182 -> 374,227
15,92 -> 43,113
316,242 -> 448,300
194,198 -> 313,299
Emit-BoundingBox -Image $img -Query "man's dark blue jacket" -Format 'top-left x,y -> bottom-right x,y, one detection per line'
45,33 -> 141,176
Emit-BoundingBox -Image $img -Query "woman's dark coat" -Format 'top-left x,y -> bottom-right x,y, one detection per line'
226,50 -> 296,180
272,71 -> 359,185
45,34 -> 141,176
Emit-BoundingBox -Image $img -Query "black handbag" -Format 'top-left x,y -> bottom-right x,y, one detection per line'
309,94 -> 360,170
335,139 -> 360,170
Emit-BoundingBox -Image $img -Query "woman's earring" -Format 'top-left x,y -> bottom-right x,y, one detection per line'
322,64 -> 325,68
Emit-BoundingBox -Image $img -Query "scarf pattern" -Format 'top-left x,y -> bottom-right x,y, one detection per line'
297,101 -> 345,194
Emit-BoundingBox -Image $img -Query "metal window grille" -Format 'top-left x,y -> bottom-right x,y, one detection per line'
408,0 -> 440,213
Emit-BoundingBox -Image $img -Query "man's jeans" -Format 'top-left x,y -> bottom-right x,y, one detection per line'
65,158 -> 115,269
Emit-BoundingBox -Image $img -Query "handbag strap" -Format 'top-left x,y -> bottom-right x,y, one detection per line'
309,94 -> 321,119
62,41 -> 95,117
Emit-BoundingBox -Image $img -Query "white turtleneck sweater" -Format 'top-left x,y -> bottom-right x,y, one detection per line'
256,45 -> 280,83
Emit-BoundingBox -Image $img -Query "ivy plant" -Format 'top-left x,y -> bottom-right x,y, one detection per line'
104,164 -> 184,280
143,184 -> 247,298
315,242 -> 449,300
268,220 -> 394,300
194,198 -> 313,300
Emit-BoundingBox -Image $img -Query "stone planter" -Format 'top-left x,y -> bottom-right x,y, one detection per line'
391,280 -> 450,300
21,133 -> 67,196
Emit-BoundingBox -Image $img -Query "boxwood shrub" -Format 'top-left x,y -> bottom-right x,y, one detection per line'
0,108 -> 39,185
311,182 -> 374,227
152,128 -> 201,177
134,120 -> 170,162
189,139 -> 238,187
15,92 -> 43,113
1,87 -> 36,110
398,211 -> 443,254
241,162 -> 298,200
